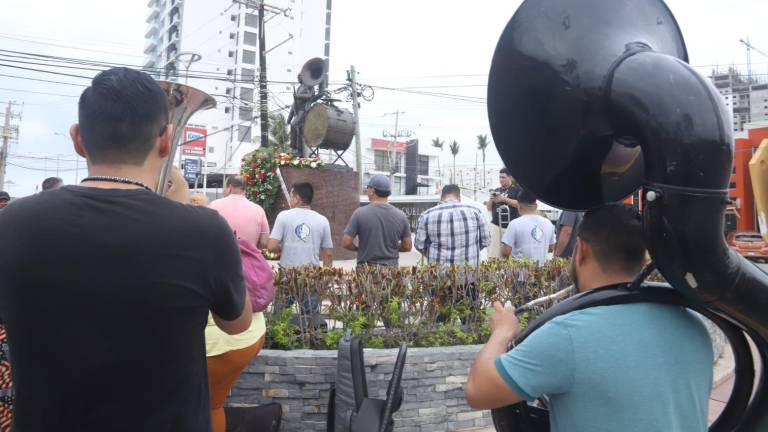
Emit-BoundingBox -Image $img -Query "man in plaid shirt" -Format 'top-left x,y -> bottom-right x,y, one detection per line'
415,184 -> 491,265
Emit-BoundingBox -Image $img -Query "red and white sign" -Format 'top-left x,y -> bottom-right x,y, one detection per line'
371,138 -> 407,153
182,126 -> 207,156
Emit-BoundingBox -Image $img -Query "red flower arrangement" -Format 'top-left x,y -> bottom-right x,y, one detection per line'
241,149 -> 323,211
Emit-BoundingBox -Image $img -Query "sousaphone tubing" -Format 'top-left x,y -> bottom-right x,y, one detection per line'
487,0 -> 768,430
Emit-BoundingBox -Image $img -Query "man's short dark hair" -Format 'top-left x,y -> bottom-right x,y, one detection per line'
499,167 -> 511,176
373,188 -> 391,198
42,177 -> 63,191
226,176 -> 245,190
576,203 -> 645,275
517,189 -> 537,205
441,184 -> 461,198
78,67 -> 169,165
292,182 -> 314,204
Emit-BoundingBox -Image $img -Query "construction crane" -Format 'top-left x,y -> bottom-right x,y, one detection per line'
739,38 -> 768,82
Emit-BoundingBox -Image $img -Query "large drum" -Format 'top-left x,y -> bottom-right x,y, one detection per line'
302,104 -> 356,152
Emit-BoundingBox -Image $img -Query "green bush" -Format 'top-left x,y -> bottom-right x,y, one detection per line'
265,258 -> 573,350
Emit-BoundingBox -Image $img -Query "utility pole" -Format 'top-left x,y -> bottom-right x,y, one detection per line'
348,65 -> 363,189
0,101 -> 21,190
382,110 -> 409,188
258,0 -> 269,149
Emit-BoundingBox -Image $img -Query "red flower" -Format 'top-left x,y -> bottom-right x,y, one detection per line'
258,172 -> 265,180
271,168 -> 277,174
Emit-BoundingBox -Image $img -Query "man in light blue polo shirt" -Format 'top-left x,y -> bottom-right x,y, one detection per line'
465,204 -> 713,432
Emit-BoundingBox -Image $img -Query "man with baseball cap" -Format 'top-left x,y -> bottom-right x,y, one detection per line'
0,192 -> 9,210
342,174 -> 412,266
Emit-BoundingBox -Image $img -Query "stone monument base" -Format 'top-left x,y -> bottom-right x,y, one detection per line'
270,165 -> 359,261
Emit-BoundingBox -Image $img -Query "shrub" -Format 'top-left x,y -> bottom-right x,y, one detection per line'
264,258 -> 572,349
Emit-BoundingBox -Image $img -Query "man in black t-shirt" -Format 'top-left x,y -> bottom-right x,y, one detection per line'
486,168 -> 522,258
0,68 -> 252,432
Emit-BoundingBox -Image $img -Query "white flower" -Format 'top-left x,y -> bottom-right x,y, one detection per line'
310,162 -> 318,168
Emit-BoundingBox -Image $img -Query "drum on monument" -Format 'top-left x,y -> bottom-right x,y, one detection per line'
302,104 -> 356,152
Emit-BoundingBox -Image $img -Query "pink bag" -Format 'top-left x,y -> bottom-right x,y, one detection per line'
238,239 -> 275,312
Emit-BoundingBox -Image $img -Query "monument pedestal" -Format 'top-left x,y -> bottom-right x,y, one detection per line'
270,165 -> 360,261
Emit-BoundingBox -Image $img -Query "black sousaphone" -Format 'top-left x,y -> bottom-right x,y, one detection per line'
487,0 -> 768,430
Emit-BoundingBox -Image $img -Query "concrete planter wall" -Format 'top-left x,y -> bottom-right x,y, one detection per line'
228,345 -> 491,432
228,320 -> 727,432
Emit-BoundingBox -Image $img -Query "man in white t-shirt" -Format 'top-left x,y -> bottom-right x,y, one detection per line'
268,182 -> 332,315
501,189 -> 556,265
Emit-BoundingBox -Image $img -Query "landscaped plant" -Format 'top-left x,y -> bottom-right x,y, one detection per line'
264,258 -> 573,350
241,149 -> 324,211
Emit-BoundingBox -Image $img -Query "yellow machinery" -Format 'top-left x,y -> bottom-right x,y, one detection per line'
749,139 -> 768,242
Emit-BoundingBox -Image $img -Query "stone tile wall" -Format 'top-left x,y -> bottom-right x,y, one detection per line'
228,345 -> 491,432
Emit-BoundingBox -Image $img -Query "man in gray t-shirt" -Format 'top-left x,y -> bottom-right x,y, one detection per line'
555,210 -> 583,258
342,175 -> 412,266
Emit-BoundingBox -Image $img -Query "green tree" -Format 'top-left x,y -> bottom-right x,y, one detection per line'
268,112 -> 290,149
476,134 -> 491,188
431,137 -> 444,179
449,140 -> 460,184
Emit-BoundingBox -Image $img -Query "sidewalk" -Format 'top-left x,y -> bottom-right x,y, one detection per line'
709,342 -> 736,425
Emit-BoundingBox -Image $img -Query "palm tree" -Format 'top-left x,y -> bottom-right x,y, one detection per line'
431,137 -> 444,179
449,140 -> 460,184
476,134 -> 490,188
268,113 -> 290,149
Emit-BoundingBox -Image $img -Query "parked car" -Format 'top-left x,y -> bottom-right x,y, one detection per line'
727,231 -> 768,262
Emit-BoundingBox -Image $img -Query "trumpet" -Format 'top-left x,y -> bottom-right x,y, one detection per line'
155,81 -> 216,195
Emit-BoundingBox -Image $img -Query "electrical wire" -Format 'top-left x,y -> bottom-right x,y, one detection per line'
6,161 -> 81,172
0,49 -> 299,84
0,87 -> 79,98
0,33 -> 144,59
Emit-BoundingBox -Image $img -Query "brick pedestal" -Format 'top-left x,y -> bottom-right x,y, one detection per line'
270,165 -> 359,261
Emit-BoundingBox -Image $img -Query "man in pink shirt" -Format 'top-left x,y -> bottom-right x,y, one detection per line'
209,176 -> 270,248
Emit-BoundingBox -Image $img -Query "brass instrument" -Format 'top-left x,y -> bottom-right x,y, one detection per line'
488,0 -> 768,430
155,81 -> 216,195
749,139 -> 768,242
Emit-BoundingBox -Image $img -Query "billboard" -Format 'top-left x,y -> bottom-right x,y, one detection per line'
182,127 -> 207,156
183,158 -> 201,182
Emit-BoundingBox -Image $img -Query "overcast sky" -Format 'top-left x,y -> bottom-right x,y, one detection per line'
0,0 -> 766,196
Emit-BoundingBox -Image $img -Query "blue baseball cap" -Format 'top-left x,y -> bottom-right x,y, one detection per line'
367,174 -> 391,192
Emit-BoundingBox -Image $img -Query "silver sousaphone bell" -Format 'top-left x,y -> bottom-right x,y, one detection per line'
155,81 -> 216,195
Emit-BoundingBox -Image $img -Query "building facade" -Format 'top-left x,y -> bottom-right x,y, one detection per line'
711,68 -> 768,132
143,0 -> 331,187
363,138 -> 440,196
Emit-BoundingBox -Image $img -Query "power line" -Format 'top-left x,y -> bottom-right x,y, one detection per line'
10,154 -> 81,163
0,49 -> 302,85
367,84 -> 486,103
0,62 -> 92,80
0,87 -> 79,98
0,72 -> 85,87
0,33 -> 144,59
6,161 -> 80,172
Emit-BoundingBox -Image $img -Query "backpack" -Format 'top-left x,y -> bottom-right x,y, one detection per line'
237,239 -> 275,312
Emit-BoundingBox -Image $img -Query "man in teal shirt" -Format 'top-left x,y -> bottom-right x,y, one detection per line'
466,204 -> 713,431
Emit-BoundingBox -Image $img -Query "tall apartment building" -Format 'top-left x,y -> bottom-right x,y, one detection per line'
143,0 -> 331,186
711,68 -> 768,132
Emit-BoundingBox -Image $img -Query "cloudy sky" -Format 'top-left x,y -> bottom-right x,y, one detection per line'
0,0 -> 766,196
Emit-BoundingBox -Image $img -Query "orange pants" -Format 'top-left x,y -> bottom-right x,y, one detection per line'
207,336 -> 265,432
